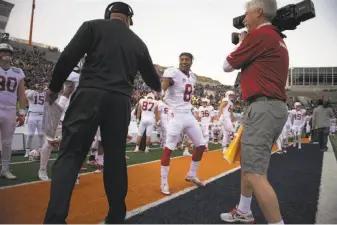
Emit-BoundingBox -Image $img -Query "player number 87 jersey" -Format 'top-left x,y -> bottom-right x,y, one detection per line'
163,67 -> 196,112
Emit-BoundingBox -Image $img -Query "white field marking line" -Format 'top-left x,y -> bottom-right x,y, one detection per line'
315,138 -> 337,224
0,150 -> 220,190
124,166 -> 241,220
104,150 -> 281,223
3,147 -> 163,166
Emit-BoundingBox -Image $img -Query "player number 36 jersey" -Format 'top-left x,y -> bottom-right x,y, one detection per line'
163,67 -> 196,112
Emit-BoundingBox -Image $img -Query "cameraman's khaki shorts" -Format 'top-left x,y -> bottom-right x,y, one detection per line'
241,99 -> 287,175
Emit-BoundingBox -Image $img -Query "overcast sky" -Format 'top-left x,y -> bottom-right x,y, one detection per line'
6,0 -> 337,85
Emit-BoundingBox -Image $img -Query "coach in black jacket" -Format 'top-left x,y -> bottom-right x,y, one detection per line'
44,2 -> 161,224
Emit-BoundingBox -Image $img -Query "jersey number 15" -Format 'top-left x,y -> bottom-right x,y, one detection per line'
34,95 -> 45,105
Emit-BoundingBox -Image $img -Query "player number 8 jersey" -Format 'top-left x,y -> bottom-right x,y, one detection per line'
163,67 -> 196,113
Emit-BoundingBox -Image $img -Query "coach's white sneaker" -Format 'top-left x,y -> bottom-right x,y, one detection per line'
38,169 -> 49,181
220,206 -> 255,223
160,182 -> 171,196
185,176 -> 206,187
0,170 -> 17,180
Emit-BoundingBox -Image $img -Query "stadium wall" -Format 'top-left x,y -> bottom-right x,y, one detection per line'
0,0 -> 14,33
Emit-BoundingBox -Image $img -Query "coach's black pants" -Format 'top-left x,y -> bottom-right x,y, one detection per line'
44,88 -> 131,224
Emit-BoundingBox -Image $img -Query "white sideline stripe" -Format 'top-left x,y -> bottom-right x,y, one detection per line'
99,150 -> 280,223
125,166 -> 241,220
2,148 -> 163,166
0,150 -> 210,190
315,138 -> 337,224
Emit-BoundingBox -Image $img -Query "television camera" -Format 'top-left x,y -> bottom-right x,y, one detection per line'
231,0 -> 316,45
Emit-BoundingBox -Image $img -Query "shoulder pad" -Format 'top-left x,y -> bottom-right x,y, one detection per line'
11,67 -> 23,74
165,67 -> 178,73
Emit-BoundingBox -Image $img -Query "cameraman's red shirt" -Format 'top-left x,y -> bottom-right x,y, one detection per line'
226,25 -> 289,101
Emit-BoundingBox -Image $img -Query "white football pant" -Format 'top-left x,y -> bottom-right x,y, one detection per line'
0,108 -> 16,171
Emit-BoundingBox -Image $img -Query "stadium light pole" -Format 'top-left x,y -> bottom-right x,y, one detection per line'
28,0 -> 36,46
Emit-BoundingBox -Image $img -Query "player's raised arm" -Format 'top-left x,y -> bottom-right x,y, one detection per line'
217,100 -> 227,120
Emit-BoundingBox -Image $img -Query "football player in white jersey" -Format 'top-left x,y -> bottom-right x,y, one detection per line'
0,43 -> 26,180
276,107 -> 292,154
305,114 -> 312,138
92,127 -> 131,173
217,90 -> 236,154
38,70 -> 79,181
24,84 -> 46,157
134,92 -> 159,153
210,109 -> 219,143
212,120 -> 223,144
157,99 -> 169,147
290,102 -> 306,149
198,98 -> 214,149
160,52 -> 206,195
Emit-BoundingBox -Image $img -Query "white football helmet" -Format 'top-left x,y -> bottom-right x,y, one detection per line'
202,98 -> 209,106
294,102 -> 301,110
225,90 -> 235,101
28,149 -> 40,161
0,43 -> 14,61
146,92 -> 155,100
212,121 -> 223,144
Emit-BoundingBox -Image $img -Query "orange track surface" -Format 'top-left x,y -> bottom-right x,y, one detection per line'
0,140 -> 308,224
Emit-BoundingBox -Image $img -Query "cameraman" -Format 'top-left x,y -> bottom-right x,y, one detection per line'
220,0 -> 288,224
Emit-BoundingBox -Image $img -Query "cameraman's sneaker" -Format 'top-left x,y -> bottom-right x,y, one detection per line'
220,206 -> 255,223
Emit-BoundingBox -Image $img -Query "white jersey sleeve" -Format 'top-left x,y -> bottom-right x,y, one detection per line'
163,67 -> 175,78
67,71 -> 80,90
222,98 -> 233,118
25,89 -> 34,100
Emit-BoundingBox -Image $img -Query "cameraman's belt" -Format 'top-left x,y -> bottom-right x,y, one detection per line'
245,95 -> 279,106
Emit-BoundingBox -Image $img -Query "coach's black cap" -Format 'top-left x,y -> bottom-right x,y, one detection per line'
110,2 -> 134,25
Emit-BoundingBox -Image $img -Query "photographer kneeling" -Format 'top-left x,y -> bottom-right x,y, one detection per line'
220,0 -> 288,224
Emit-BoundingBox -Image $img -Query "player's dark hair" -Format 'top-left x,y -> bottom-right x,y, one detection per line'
179,52 -> 194,61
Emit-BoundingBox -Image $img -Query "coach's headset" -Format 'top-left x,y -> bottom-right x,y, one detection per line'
104,2 -> 134,26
